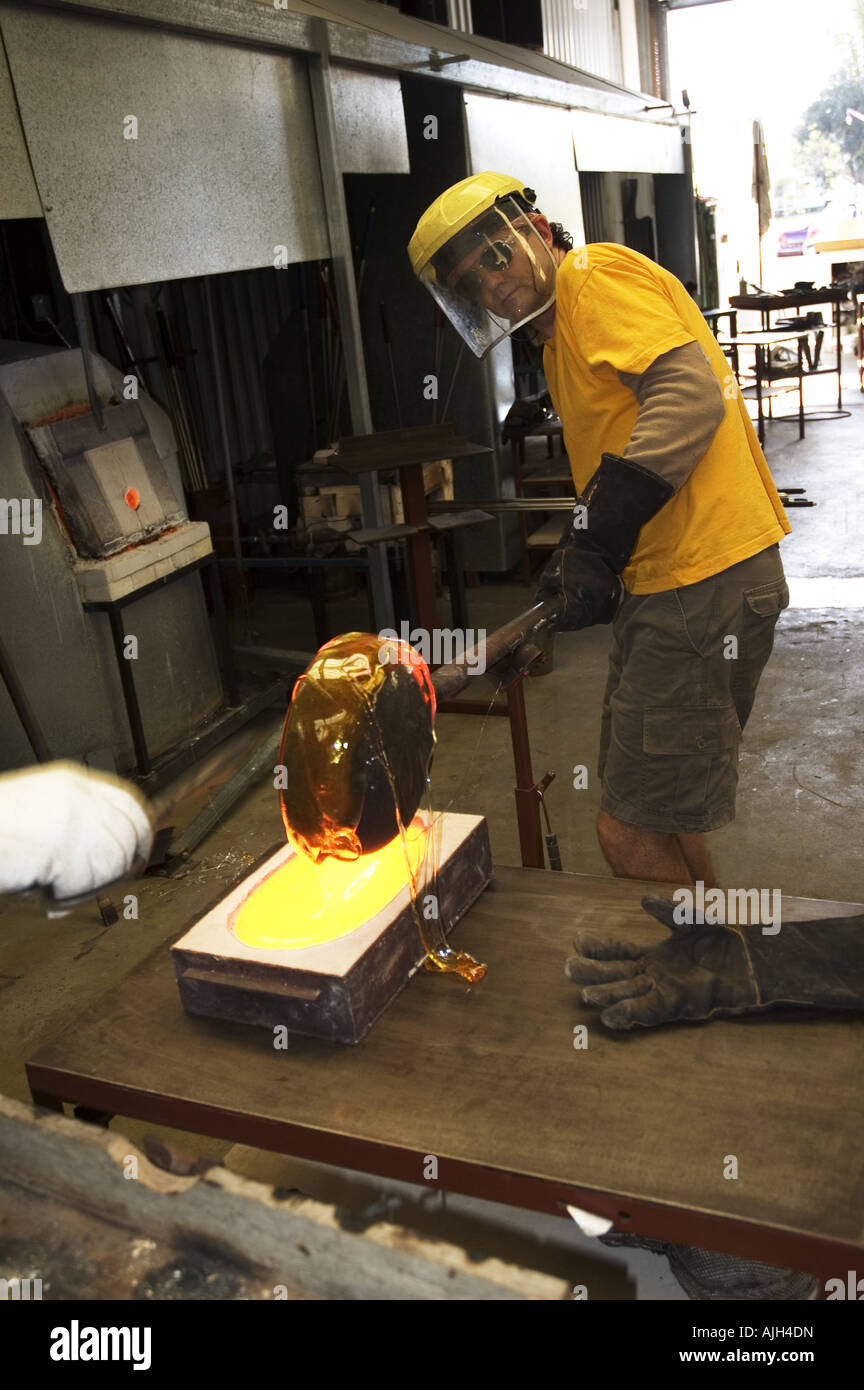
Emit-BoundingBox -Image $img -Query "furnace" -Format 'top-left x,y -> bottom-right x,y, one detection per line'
0,344 -> 224,777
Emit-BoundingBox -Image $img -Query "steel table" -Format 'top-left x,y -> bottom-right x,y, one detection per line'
26,863 -> 864,1277
718,330 -> 808,445
730,287 -> 848,415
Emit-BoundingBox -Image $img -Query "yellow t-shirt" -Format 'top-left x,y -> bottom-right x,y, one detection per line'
542,244 -> 790,593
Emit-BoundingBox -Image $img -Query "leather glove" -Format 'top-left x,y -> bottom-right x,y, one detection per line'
535,452 -> 674,631
566,895 -> 864,1029
0,761 -> 153,900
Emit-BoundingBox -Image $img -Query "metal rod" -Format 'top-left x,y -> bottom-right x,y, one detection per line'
71,293 -> 105,431
440,341 -> 465,422
215,556 -> 367,569
298,267 -> 319,451
380,302 -> 402,426
106,606 -> 150,776
430,498 -> 574,512
203,278 -> 248,637
307,18 -> 394,630
508,678 -> 545,869
0,632 -> 52,762
400,462 -> 438,633
431,598 -> 561,702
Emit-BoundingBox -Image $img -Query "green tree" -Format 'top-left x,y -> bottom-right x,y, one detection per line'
795,130 -> 847,195
798,77 -> 864,185
796,1 -> 864,185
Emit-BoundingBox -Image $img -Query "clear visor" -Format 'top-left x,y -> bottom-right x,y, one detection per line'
420,198 -> 557,359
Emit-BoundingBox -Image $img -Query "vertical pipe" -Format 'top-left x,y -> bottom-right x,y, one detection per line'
306,18 -> 394,631
219,277 -> 250,468
400,462 -> 437,635
0,632 -> 52,761
507,677 -> 545,870
106,604 -> 150,776
232,274 -> 269,467
71,293 -> 105,432
204,279 -> 248,637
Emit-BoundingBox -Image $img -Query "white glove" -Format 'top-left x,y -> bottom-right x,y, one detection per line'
0,761 -> 153,900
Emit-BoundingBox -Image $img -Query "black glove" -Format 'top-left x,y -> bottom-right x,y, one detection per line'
535,452 -> 674,631
565,895 -> 864,1029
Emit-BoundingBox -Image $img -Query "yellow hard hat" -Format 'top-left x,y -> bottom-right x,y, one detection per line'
408,171 -> 529,280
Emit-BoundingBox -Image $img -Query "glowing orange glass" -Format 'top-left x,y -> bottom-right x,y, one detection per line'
231,816 -> 431,951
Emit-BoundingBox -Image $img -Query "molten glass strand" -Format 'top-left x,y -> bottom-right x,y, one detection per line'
347,671 -> 486,983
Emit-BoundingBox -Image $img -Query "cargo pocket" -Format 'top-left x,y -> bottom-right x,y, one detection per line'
743,579 -> 790,620
732,579 -> 789,728
642,705 -> 741,819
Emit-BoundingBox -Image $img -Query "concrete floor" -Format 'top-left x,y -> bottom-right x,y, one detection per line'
2,368 -> 862,1298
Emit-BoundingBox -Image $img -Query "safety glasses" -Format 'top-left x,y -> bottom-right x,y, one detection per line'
453,237 -> 516,300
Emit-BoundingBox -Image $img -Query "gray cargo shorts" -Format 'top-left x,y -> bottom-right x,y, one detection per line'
597,545 -> 789,834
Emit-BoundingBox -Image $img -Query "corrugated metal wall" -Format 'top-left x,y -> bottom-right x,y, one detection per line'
540,0 -> 623,83
90,266 -> 303,501
446,0 -> 473,32
579,172 -> 607,242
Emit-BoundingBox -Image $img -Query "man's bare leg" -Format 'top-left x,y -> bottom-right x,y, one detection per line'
675,832 -> 716,889
596,811 -> 715,885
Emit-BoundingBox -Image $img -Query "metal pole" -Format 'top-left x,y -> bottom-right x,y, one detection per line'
71,293 -> 105,432
507,677 -> 545,869
203,279 -> 249,639
431,598 -> 560,701
0,632 -> 52,762
307,18 -> 394,631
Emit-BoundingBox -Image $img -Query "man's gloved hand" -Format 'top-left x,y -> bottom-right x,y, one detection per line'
566,896 -> 864,1029
534,516 -> 623,629
0,761 -> 153,901
534,452 -> 674,631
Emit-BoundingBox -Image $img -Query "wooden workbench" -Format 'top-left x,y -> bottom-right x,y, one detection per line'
26,863 -> 864,1276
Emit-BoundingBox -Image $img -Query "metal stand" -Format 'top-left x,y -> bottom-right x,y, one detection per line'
434,600 -> 562,870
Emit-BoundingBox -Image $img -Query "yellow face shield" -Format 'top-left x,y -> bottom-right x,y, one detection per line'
417,196 -> 557,358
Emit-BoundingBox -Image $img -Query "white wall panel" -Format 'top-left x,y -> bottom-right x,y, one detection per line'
464,92 -> 585,245
572,111 -> 683,174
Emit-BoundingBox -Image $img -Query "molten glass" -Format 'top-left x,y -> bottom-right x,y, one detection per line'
273,631 -> 485,982
231,816 -> 431,951
278,632 -> 436,863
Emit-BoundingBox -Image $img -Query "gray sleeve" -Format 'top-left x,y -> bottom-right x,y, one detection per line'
617,339 -> 726,493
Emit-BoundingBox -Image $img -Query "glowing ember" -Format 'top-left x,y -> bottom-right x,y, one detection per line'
231,816 -> 431,951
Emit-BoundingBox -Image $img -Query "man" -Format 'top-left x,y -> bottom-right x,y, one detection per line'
407,178 -> 826,1303
408,172 -> 790,887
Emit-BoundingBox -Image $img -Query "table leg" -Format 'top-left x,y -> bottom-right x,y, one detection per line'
506,677 -> 545,870
836,299 -> 843,409
442,530 -> 469,632
30,1088 -> 63,1112
73,1105 -> 114,1128
400,463 -> 438,634
308,568 -> 327,648
797,337 -> 805,440
511,438 -> 531,586
755,345 -> 765,445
